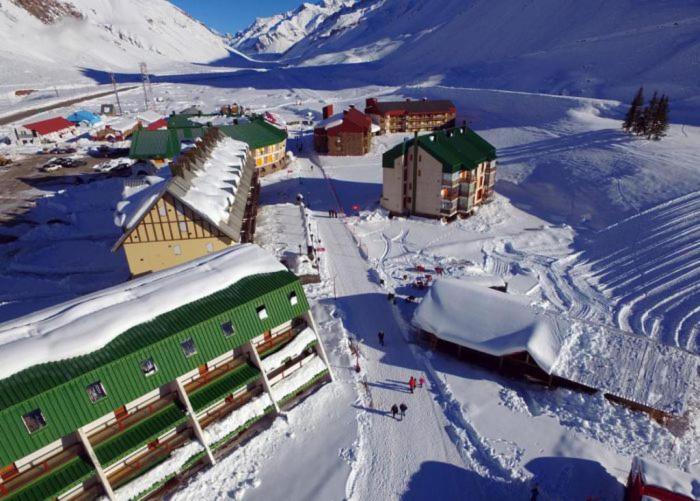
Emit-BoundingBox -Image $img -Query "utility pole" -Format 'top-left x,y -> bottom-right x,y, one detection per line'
110,73 -> 123,116
139,62 -> 154,111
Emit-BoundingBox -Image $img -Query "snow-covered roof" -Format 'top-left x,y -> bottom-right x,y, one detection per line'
114,175 -> 169,231
179,137 -> 249,227
0,244 -> 286,381
136,110 -> 164,124
632,456 -> 698,498
413,278 -> 698,415
105,117 -> 140,133
413,278 -> 563,371
316,114 -> 344,130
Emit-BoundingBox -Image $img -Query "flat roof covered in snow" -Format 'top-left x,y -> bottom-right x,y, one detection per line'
413,278 -> 698,415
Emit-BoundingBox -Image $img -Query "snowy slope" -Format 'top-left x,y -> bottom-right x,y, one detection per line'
247,0 -> 700,118
0,0 -> 228,87
232,0 -> 356,54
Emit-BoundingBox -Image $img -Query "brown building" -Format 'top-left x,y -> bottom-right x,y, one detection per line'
313,107 -> 374,156
381,127 -> 496,219
113,129 -> 260,277
365,98 -> 457,134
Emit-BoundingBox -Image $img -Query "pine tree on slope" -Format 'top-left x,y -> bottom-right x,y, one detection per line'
652,95 -> 670,140
623,86 -> 644,132
644,92 -> 660,139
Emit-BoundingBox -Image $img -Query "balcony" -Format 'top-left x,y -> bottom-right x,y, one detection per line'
256,318 -> 308,358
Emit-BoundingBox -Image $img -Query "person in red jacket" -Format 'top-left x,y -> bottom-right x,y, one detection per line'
408,376 -> 416,393
418,376 -> 426,389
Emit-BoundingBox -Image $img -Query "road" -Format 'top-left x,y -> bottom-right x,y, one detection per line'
0,86 -> 138,126
293,156 -> 471,499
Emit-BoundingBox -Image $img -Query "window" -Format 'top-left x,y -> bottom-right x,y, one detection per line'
221,321 -> 235,337
86,381 -> 107,403
206,242 -> 214,253
256,305 -> 268,321
289,291 -> 298,306
179,221 -> 187,233
22,409 -> 47,434
173,244 -> 182,256
158,205 -> 166,217
140,358 -> 157,376
181,338 -> 197,358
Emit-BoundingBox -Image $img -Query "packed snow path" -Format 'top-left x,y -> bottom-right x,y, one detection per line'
293,157 -> 523,499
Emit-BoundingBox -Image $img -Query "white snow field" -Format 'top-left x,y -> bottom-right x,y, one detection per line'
0,1 -> 699,499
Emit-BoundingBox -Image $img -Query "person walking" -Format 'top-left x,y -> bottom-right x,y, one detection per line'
391,404 -> 399,420
418,376 -> 426,389
378,331 -> 385,346
399,403 -> 407,419
408,376 -> 416,394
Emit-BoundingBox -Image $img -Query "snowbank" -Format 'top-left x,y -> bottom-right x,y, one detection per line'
261,327 -> 317,373
0,244 -> 286,380
181,137 -> 249,227
413,278 -> 563,372
203,393 -> 273,446
632,456 -> 699,499
114,440 -> 204,501
270,356 -> 327,402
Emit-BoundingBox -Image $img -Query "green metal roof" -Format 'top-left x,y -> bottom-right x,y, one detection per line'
219,119 -> 287,149
0,271 -> 308,466
94,402 -> 186,467
168,115 -> 201,129
382,128 -> 496,173
8,454 -> 94,501
129,129 -> 181,160
188,362 -> 260,412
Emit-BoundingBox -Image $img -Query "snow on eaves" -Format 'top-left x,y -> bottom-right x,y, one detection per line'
413,278 -> 698,415
180,137 -> 249,227
633,456 -> 699,498
114,175 -> 169,231
0,244 -> 286,381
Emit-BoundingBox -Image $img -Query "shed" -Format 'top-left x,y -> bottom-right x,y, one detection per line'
66,110 -> 101,127
22,117 -> 75,137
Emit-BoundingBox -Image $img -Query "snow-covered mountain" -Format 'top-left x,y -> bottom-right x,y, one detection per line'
240,0 -> 700,117
0,0 -> 229,87
232,0 -> 356,54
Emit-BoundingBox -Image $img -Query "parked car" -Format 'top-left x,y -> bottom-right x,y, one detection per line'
89,145 -> 129,158
93,159 -> 134,173
40,157 -> 87,171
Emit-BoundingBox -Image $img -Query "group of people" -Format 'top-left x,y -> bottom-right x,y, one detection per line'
390,403 -> 408,420
408,375 -> 425,394
327,209 -> 340,218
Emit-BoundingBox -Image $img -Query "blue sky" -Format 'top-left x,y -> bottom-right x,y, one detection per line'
170,0 -> 303,34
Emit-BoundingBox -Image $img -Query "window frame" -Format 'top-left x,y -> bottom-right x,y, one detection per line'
180,337 -> 197,358
139,357 -> 158,377
256,305 -> 269,321
86,381 -> 108,404
221,321 -> 235,338
22,408 -> 47,434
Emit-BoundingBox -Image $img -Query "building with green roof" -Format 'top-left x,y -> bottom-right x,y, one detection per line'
381,127 -> 497,219
129,129 -> 181,162
220,118 -> 288,176
0,245 -> 332,500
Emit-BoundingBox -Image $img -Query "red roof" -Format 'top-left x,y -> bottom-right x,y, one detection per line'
327,108 -> 372,136
23,117 -> 75,136
146,118 -> 168,131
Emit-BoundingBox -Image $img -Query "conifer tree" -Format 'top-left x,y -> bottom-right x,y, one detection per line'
644,92 -> 659,139
652,95 -> 669,140
623,86 -> 644,132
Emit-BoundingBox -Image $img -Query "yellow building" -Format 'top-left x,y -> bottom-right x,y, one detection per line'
113,129 -> 260,277
220,118 -> 288,176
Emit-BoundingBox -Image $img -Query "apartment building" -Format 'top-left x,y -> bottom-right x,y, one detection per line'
0,245 -> 333,501
381,127 -> 497,219
365,98 -> 457,134
113,128 -> 260,277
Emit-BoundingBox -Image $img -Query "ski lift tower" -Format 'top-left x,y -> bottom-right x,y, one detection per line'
139,62 -> 154,111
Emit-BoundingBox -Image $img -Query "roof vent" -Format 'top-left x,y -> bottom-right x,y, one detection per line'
429,135 -> 435,142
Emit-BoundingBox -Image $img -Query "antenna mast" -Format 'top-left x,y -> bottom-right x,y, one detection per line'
110,73 -> 123,115
139,62 -> 154,110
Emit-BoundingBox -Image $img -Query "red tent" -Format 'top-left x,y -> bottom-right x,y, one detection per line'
23,117 -> 75,136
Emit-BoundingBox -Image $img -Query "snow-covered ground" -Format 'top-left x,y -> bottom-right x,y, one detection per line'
0,49 -> 698,499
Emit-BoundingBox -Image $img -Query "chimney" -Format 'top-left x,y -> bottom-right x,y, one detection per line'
349,104 -> 355,109
366,98 -> 377,108
323,105 -> 334,120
